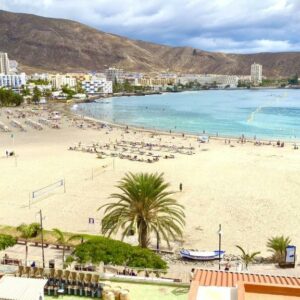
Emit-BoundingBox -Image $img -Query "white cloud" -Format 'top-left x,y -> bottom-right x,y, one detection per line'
1,0 -> 300,53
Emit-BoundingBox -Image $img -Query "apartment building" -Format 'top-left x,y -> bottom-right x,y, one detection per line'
177,74 -> 238,87
0,52 -> 10,75
105,67 -> 124,83
49,74 -> 77,89
251,63 -> 263,84
82,78 -> 113,94
0,73 -> 26,88
29,73 -> 50,81
65,73 -> 92,82
137,74 -> 177,86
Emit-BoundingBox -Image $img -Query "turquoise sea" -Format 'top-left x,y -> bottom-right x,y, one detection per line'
75,89 -> 300,140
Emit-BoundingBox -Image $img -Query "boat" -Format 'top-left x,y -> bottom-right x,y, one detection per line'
180,249 -> 225,261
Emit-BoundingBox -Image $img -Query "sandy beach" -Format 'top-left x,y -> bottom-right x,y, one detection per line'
0,103 -> 300,257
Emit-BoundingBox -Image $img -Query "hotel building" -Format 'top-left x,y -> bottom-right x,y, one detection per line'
105,67 -> 125,83
177,74 -> 238,87
0,73 -> 26,88
49,74 -> 77,90
0,52 -> 10,75
250,63 -> 263,85
82,77 -> 113,94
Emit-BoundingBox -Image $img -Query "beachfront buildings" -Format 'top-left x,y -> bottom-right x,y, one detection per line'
65,72 -> 92,82
82,77 -> 113,94
0,52 -> 10,75
138,73 -> 177,87
105,67 -> 125,83
177,74 -> 239,88
0,73 -> 26,88
251,63 -> 263,85
49,74 -> 77,89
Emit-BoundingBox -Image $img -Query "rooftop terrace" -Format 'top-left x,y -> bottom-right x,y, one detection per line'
45,281 -> 189,300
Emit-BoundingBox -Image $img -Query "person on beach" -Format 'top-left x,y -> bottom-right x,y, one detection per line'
179,183 -> 183,192
189,268 -> 195,282
225,261 -> 231,271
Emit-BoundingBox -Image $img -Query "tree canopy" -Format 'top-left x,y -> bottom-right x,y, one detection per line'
0,88 -> 23,106
99,172 -> 185,248
73,236 -> 167,270
0,234 -> 16,251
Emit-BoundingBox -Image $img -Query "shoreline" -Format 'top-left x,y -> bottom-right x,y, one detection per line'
2,103 -> 300,259
64,102 -> 299,145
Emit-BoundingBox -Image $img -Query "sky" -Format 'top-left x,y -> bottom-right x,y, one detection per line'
1,0 -> 300,53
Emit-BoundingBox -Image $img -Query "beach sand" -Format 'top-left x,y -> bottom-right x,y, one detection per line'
0,104 -> 300,256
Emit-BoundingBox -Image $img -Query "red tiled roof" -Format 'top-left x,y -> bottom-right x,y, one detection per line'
194,269 -> 300,288
189,269 -> 300,300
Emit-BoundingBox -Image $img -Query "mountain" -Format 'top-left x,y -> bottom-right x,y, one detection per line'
1,9 -> 300,77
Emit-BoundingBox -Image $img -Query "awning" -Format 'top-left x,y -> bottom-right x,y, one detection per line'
0,276 -> 47,300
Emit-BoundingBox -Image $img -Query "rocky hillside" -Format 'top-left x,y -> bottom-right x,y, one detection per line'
1,10 -> 300,77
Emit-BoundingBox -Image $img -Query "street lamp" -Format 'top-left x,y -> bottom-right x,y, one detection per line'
217,224 -> 223,270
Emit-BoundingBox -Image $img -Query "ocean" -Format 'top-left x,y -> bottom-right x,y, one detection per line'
74,89 -> 300,140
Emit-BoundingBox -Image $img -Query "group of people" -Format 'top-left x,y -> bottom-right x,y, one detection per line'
119,268 -> 137,277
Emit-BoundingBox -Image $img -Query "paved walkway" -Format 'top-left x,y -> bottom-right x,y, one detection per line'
0,243 -> 71,269
2,244 -> 300,283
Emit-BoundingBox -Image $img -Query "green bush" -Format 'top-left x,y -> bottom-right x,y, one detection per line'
0,234 -> 16,250
0,88 -> 23,106
73,236 -> 167,270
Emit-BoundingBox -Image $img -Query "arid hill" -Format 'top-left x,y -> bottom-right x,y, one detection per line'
1,10 -> 300,77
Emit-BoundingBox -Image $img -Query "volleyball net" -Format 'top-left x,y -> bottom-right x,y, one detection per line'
29,179 -> 65,208
90,160 -> 115,180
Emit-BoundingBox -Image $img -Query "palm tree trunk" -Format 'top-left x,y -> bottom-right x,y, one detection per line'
62,246 -> 65,266
25,241 -> 28,266
138,221 -> 149,248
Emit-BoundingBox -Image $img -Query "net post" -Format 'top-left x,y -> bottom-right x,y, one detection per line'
63,178 -> 66,193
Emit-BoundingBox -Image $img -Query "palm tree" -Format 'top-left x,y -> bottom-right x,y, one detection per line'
17,223 -> 41,266
236,245 -> 260,270
99,172 -> 185,248
52,228 -> 82,265
267,235 -> 291,263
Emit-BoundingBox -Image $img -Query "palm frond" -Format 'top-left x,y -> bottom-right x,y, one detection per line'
98,172 -> 185,248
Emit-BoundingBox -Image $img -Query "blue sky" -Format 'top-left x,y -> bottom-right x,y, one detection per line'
1,0 -> 300,53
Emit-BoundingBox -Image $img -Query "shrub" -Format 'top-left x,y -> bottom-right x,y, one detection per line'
73,236 -> 167,270
0,234 -> 16,250
267,235 -> 291,263
0,88 -> 23,106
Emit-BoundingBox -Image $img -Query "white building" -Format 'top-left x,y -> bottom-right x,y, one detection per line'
9,60 -> 19,74
30,73 -> 50,81
177,74 -> 238,87
0,52 -> 10,75
105,67 -> 124,83
82,78 -> 113,94
49,74 -> 77,89
0,73 -> 26,88
251,63 -> 262,84
0,276 -> 47,300
217,75 -> 239,87
27,83 -> 52,92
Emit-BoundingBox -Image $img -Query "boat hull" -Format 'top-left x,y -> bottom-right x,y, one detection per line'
180,250 -> 225,261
